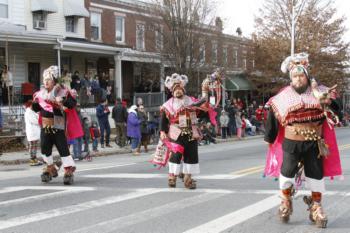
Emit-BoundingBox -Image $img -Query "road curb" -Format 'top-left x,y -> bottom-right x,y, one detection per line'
0,135 -> 264,165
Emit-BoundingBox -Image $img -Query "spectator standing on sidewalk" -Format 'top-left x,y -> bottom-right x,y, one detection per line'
71,71 -> 81,92
91,75 -> 101,104
219,110 -> 229,139
24,100 -> 43,166
138,104 -> 150,153
1,65 -> 13,105
80,74 -> 91,107
81,116 -> 91,155
72,104 -> 85,160
235,111 -> 242,139
225,101 -> 236,137
255,104 -> 267,134
96,99 -> 111,148
112,97 -> 127,147
61,70 -> 72,90
89,121 -> 100,152
127,105 -> 141,155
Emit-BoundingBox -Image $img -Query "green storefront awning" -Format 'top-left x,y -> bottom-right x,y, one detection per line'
225,74 -> 254,91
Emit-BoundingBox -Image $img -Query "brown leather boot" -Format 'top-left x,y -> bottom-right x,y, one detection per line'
45,164 -> 58,177
168,174 -> 177,188
278,187 -> 294,223
303,192 -> 327,228
41,164 -> 59,183
184,174 -> 197,189
63,166 -> 76,185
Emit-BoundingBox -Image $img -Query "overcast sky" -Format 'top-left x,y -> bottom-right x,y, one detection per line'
217,0 -> 350,42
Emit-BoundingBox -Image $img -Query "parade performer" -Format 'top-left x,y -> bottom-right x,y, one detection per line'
159,73 -> 203,189
264,53 -> 342,228
190,69 -> 222,126
32,66 -> 77,185
200,69 -> 223,108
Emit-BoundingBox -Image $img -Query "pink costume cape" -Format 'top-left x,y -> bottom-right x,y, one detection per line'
264,122 -> 342,178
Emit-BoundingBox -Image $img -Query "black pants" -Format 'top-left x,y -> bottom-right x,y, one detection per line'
169,135 -> 198,165
41,128 -> 70,157
281,139 -> 323,180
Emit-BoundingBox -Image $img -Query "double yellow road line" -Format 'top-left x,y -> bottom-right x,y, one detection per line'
231,143 -> 350,176
231,165 -> 265,176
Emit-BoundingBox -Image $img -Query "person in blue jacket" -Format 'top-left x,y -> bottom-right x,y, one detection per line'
127,105 -> 141,155
96,99 -> 111,148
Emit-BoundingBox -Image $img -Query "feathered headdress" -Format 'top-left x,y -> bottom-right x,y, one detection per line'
164,73 -> 188,92
281,52 -> 309,78
43,65 -> 59,82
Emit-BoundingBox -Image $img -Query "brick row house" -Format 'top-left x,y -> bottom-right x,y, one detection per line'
0,0 -> 255,107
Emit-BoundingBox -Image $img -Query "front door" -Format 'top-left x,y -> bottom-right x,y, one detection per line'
28,62 -> 40,91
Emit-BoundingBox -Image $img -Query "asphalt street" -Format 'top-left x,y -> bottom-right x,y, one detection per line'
0,128 -> 349,233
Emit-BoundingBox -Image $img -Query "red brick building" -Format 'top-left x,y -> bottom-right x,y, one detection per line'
81,0 -> 254,106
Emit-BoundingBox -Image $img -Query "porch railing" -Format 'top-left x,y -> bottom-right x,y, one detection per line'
133,92 -> 165,108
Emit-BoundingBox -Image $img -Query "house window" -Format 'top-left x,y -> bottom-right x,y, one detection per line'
252,59 -> 255,69
223,47 -> 228,65
90,12 -> 101,40
212,42 -> 217,64
0,0 -> 8,18
155,26 -> 163,51
115,16 -> 124,42
33,12 -> 47,30
66,16 -> 75,33
136,23 -> 145,50
244,58 -> 247,69
199,42 -> 205,63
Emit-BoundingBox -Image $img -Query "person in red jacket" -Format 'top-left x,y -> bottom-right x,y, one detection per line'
255,104 -> 267,133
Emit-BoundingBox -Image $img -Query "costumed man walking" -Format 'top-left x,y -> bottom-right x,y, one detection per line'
32,66 -> 77,185
264,53 -> 342,228
198,68 -> 223,109
159,73 -> 203,189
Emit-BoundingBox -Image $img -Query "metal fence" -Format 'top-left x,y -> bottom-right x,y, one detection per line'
133,92 -> 165,108
0,105 -> 26,136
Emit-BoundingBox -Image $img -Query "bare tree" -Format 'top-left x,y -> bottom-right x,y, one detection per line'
150,0 -> 217,92
253,0 -> 349,93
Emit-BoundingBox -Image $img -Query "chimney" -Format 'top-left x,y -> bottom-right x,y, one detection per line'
236,27 -> 242,36
215,17 -> 223,32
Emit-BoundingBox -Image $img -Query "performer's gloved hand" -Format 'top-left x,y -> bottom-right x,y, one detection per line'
160,131 -> 168,141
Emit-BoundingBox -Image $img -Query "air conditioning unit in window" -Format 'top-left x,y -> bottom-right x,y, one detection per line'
34,20 -> 46,30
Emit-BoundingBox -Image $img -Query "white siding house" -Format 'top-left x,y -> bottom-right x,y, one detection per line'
0,0 -> 89,95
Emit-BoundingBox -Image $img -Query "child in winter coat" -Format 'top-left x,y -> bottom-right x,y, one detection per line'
219,110 -> 229,139
24,100 -> 42,166
89,121 -> 100,152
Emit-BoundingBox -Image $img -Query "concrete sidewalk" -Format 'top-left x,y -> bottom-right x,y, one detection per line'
0,135 -> 264,165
